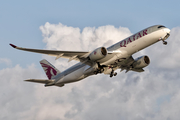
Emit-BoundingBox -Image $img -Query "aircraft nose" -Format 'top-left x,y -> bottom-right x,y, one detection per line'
164,28 -> 171,33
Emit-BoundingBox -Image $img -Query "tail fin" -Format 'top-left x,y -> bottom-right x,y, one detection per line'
40,59 -> 60,79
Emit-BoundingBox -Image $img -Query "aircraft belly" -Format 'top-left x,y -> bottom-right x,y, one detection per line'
62,66 -> 88,83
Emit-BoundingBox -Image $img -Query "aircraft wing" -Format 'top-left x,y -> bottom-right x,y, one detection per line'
10,44 -> 90,61
119,56 -> 145,73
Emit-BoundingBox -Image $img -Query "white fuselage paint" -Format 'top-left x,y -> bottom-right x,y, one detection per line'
55,25 -> 170,86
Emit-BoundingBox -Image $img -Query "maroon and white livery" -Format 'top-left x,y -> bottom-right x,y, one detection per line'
10,25 -> 170,87
40,59 -> 60,79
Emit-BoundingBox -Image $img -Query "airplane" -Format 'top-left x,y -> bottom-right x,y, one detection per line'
10,25 -> 170,87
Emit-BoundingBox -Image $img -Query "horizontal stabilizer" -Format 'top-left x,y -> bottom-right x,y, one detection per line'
24,79 -> 54,84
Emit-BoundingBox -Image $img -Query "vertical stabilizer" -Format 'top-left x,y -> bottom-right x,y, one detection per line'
40,59 -> 60,79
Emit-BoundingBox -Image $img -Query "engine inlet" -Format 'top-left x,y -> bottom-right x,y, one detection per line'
144,56 -> 150,64
101,47 -> 107,56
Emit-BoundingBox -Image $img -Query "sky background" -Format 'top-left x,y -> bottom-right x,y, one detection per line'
1,0 -> 180,120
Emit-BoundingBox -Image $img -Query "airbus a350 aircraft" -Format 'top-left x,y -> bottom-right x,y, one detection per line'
10,25 -> 170,87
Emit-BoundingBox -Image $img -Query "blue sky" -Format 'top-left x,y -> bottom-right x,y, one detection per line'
1,0 -> 180,119
1,0 -> 180,67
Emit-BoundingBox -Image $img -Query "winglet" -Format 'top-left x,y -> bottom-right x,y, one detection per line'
9,44 -> 17,48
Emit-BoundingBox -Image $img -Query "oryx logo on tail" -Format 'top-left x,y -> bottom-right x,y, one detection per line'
40,63 -> 57,79
40,59 -> 60,79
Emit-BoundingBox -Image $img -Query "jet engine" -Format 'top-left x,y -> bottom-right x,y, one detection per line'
88,47 -> 107,61
132,55 -> 150,69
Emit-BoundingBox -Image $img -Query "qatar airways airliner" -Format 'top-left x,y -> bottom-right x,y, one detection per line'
10,25 -> 170,87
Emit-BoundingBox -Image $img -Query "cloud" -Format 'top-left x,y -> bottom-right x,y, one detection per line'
1,23 -> 180,120
0,58 -> 12,66
0,64 -> 42,120
40,22 -> 131,51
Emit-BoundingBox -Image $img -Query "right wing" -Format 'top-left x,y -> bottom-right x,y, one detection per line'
10,44 -> 90,61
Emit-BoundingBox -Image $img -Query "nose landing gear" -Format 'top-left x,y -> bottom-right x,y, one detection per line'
163,41 -> 167,45
160,33 -> 170,45
159,38 -> 168,45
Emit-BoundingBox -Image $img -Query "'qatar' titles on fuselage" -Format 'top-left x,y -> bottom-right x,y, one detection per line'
108,25 -> 165,51
98,25 -> 170,65
119,29 -> 148,48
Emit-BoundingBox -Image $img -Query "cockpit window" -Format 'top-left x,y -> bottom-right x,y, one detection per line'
158,26 -> 165,28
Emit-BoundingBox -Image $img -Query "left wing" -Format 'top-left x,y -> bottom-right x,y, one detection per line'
10,44 -> 90,62
119,56 -> 145,73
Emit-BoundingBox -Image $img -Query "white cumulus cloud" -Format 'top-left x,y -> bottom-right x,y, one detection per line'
1,23 -> 180,120
0,58 -> 12,66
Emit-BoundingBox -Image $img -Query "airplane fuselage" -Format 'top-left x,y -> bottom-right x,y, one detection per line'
54,25 -> 170,87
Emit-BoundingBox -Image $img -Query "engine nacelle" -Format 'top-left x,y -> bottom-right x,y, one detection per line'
88,47 -> 107,61
133,55 -> 150,69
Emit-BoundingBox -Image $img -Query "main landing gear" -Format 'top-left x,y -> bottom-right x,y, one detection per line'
94,68 -> 104,75
93,62 -> 118,78
110,69 -> 117,78
93,62 -> 105,75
